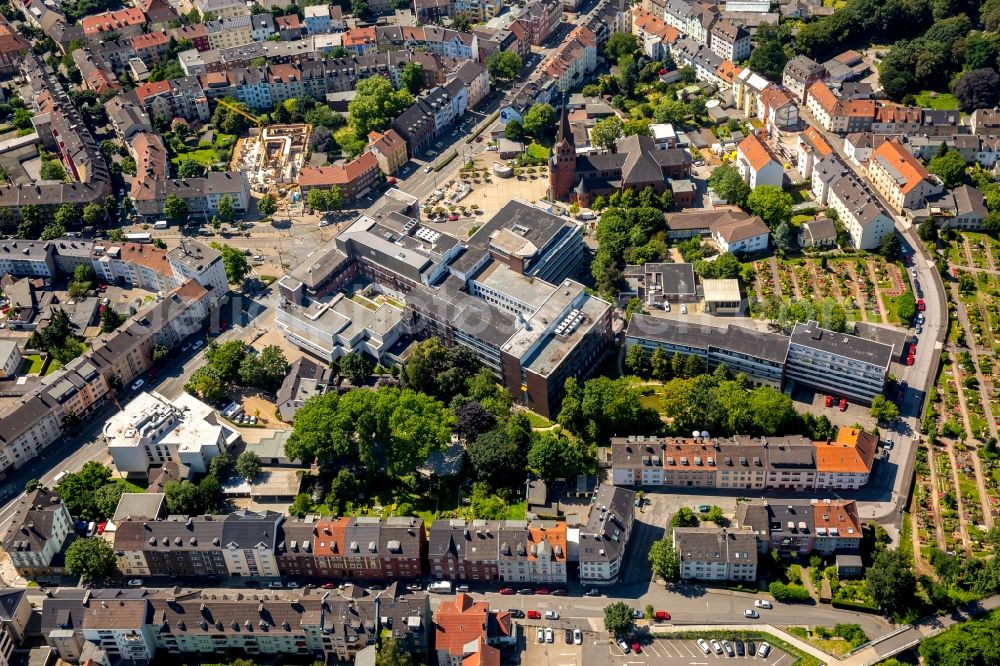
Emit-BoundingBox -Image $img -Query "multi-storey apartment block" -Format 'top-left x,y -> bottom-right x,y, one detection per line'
0,489 -> 73,576
673,528 -> 758,581
786,320 -> 893,404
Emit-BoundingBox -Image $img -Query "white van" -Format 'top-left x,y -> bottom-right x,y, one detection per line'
428,581 -> 453,593
153,220 -> 169,229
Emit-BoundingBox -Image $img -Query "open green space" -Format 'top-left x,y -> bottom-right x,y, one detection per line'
915,90 -> 959,110
522,410 -> 554,428
526,142 -> 549,161
19,354 -> 44,374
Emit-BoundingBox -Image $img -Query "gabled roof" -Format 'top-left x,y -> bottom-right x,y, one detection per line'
435,594 -> 490,658
738,133 -> 779,172
800,126 -> 832,157
871,139 -> 932,194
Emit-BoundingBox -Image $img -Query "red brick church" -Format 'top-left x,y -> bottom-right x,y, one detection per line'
549,104 -> 692,206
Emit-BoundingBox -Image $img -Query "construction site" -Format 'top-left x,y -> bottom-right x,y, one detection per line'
231,123 -> 312,193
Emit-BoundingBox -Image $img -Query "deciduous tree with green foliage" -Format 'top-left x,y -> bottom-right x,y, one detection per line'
164,193 -> 188,221
672,506 -> 699,528
348,76 -> 413,137
604,601 -> 636,637
746,185 -> 793,229
486,51 -> 523,83
400,61 -> 425,95
55,461 -> 113,520
209,242 -> 250,284
648,538 -> 680,582
235,451 -> 261,481
527,430 -> 593,480
866,547 -> 916,617
927,147 -> 967,188
708,164 -> 751,207
339,352 -> 373,384
591,115 -> 623,151
65,537 -> 117,582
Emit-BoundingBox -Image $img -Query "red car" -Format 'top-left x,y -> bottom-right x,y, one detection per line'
655,611 -> 671,621
839,398 -> 848,412
824,395 -> 833,408
632,643 -> 642,654
96,520 -> 107,535
447,214 -> 459,221
907,355 -> 915,366
499,587 -> 515,595
321,583 -> 337,589
476,136 -> 484,142
527,610 -> 541,619
387,177 -> 397,185
534,587 -> 550,595
917,299 -> 926,311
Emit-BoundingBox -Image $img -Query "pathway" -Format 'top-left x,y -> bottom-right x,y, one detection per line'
769,256 -> 783,298
925,441 -> 948,550
985,239 -> 998,272
943,430 -> 974,552
866,263 -> 890,326
846,264 -> 869,322
789,265 -> 804,301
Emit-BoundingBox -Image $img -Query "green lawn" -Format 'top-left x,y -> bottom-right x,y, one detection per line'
20,354 -> 44,374
43,358 -> 60,375
915,91 -> 959,110
523,411 -> 554,428
171,148 -> 219,168
526,142 -> 550,160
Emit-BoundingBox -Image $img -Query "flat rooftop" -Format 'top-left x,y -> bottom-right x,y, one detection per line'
472,262 -> 556,313
702,278 -> 741,302
626,315 -> 790,365
502,279 -> 611,377
790,320 -> 894,368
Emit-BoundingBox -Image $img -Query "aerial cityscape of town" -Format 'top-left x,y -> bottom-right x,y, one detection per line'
0,0 -> 999,663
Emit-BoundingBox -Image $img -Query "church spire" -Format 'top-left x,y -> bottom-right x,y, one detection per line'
555,97 -> 573,149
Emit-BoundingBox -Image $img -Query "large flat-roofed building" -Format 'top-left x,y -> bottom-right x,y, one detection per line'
673,527 -> 758,581
500,280 -> 613,417
105,390 -> 240,476
276,291 -> 406,363
625,315 -> 788,387
786,320 -> 891,404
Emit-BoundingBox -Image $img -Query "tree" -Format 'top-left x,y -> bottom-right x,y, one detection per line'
624,344 -> 648,376
99,306 -> 125,333
352,0 -> 369,17
376,636 -> 413,666
591,115 -> 623,151
164,193 -> 188,221
204,340 -> 247,381
40,160 -> 66,181
40,222 -> 65,241
93,481 -> 128,518
672,507 -> 699,527
603,602 -> 636,637
82,202 -> 105,227
955,68 -> 1000,112
177,159 -> 205,178
504,119 -> 525,142
522,103 -> 556,143
235,451 -> 261,481
348,76 -> 413,137
216,194 -> 236,223
748,40 -> 789,81
648,538 -> 680,582
870,394 -> 900,422
878,232 -> 901,261
327,468 -> 361,513
289,493 -> 313,518
467,422 -> 529,489
866,547 -> 916,617
528,431 -> 591,480
897,292 -> 917,321
454,401 -> 497,441
400,61 -> 425,95
164,479 -> 203,515
746,185 -> 793,229
704,505 -> 725,526
55,461 -> 112,520
256,193 -> 277,216
485,51 -> 522,83
340,352 -> 373,384
185,366 -> 226,402
209,242 -> 250,284
927,149 -> 967,188
65,538 -> 116,582
604,32 -> 640,64
708,164 -> 751,207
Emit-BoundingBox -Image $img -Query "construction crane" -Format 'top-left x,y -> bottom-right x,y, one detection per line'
216,98 -> 263,128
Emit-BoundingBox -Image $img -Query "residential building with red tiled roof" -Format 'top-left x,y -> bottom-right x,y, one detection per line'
275,13 -> 302,40
298,151 -> 380,201
805,81 -> 874,134
736,133 -> 783,189
796,125 -> 833,179
169,23 -> 209,52
131,31 -> 169,65
434,594 -> 509,666
632,8 -> 680,60
80,8 -> 145,39
367,129 -> 408,176
868,139 -> 944,212
343,26 -> 376,55
715,60 -> 742,90
0,20 -> 29,75
814,427 -> 879,489
759,85 -> 798,131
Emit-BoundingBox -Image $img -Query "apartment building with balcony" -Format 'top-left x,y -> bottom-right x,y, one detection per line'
673,527 -> 758,581
786,320 -> 892,404
0,488 -> 73,576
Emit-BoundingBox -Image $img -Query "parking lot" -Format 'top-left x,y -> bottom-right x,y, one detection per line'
604,637 -> 791,665
520,623 -> 587,666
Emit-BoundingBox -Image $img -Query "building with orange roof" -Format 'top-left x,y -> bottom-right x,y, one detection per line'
715,60 -> 742,90
632,8 -> 680,60
759,85 -> 798,131
814,427 -> 879,489
299,151 -> 380,201
796,125 -> 833,179
496,522 -> 568,583
736,133 -> 783,189
80,8 -> 146,39
275,13 -> 302,40
435,594 -> 508,666
367,129 -> 408,176
131,31 -> 169,65
805,81 -> 874,134
734,498 -> 861,557
0,19 -> 29,75
343,26 -> 377,55
540,25 -> 597,93
73,48 -> 122,96
868,139 -> 944,212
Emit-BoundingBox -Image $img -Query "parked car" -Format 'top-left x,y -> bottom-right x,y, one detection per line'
424,165 -> 433,173
748,639 -> 756,656
517,588 -> 534,595
617,640 -> 631,654
754,599 -> 772,609
551,588 -> 567,596
744,609 -> 759,618
287,582 -> 300,589
631,643 -> 642,654
127,579 -> 143,586
735,639 -> 745,656
631,609 -> 643,619
825,394 -> 833,407
447,214 -> 459,221
710,639 -> 723,655
544,611 -> 559,620
535,587 -> 550,595
499,587 -> 515,595
526,610 -> 541,619
697,639 -> 711,655
322,583 -> 337,589
564,629 -> 573,644
545,628 -> 553,643
839,398 -> 848,412
722,640 -> 735,657
536,629 -> 544,644
585,588 -> 600,597
268,581 -> 283,588
655,611 -> 671,621
759,642 -> 772,658
131,379 -> 145,391
573,630 -> 582,645
456,584 -> 470,592
507,609 -> 524,618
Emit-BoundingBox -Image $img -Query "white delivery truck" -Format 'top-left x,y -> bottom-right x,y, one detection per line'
428,581 -> 453,593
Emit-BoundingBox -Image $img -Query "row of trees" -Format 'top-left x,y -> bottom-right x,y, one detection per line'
591,188 -> 677,295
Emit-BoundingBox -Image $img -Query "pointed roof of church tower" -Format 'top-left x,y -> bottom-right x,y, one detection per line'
555,99 -> 573,149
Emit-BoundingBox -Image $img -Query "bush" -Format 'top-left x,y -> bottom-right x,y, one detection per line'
769,581 -> 812,602
830,599 -> 880,613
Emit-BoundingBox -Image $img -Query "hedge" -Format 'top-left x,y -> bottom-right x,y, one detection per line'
831,598 -> 881,614
434,151 -> 458,172
769,581 -> 812,602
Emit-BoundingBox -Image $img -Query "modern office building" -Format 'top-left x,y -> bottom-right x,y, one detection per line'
786,320 -> 892,404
